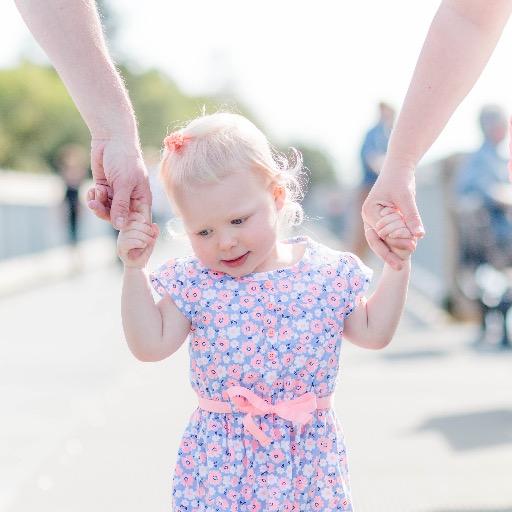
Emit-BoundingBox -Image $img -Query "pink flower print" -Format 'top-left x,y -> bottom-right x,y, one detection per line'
255,381 -> 270,395
290,441 -> 298,456
342,498 -> 350,508
241,340 -> 256,355
288,303 -> 301,317
227,364 -> 242,379
317,436 -> 333,453
273,378 -> 284,388
301,294 -> 316,309
214,312 -> 229,328
267,328 -> 276,338
207,442 -> 222,457
181,473 -> 194,487
263,314 -> 276,328
298,368 -> 308,379
312,496 -> 324,510
242,371 -> 259,385
207,470 -> 222,486
192,337 -> 209,352
279,326 -> 292,341
251,354 -> 264,369
326,475 -> 336,487
182,455 -> 195,470
320,265 -> 336,278
180,437 -> 197,453
310,319 -> 323,334
184,287 -> 201,302
210,270 -> 224,280
325,340 -> 336,353
200,312 -> 212,325
263,280 -> 275,291
185,266 -> 198,278
207,418 -> 220,431
242,322 -> 258,337
268,350 -> 278,361
241,295 -> 255,308
282,353 -> 294,366
199,452 -> 207,464
284,378 -> 294,391
278,477 -> 290,491
245,282 -> 260,295
300,331 -> 313,344
333,276 -> 348,292
294,475 -> 308,491
294,380 -> 307,394
277,279 -> 292,293
316,382 -> 329,395
257,474 -> 268,486
215,496 -> 229,510
327,293 -> 341,308
328,354 -> 337,368
316,368 -> 327,381
206,364 -> 220,379
216,336 -> 229,352
325,317 -> 337,331
269,447 -> 285,464
218,290 -> 233,303
350,275 -> 362,289
251,305 -> 264,321
266,301 -> 275,311
212,301 -> 225,312
248,498 -> 261,511
307,283 -> 321,296
306,358 -> 319,373
212,353 -> 222,365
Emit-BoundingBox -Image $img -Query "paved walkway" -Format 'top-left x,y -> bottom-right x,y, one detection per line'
1,237 -> 511,512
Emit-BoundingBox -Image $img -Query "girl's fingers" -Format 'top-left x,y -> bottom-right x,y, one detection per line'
385,236 -> 417,251
388,227 -> 414,239
123,221 -> 154,237
375,212 -> 403,230
377,219 -> 410,238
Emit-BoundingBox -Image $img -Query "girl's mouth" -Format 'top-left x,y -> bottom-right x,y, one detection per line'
221,252 -> 249,268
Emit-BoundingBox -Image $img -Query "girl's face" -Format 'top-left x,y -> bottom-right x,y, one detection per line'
172,171 -> 285,278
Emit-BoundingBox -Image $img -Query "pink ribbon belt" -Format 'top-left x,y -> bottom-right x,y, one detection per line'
197,385 -> 333,447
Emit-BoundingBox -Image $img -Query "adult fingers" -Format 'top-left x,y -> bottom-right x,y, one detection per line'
110,183 -> 133,230
398,190 -> 425,239
365,227 -> 404,270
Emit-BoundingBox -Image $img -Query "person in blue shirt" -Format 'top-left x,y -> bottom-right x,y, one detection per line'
455,105 -> 511,261
349,102 -> 395,258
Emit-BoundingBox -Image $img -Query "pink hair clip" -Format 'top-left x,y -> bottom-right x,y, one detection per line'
164,132 -> 190,153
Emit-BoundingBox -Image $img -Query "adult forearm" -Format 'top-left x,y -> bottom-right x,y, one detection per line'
121,268 -> 163,360
15,0 -> 137,139
386,0 -> 512,172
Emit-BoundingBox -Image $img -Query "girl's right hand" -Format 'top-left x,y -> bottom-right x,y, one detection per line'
117,211 -> 159,269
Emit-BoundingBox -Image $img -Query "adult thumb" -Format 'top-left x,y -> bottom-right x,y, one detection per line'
110,185 -> 133,230
400,193 -> 425,239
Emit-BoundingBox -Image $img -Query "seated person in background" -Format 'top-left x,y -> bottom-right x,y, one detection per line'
454,105 -> 511,264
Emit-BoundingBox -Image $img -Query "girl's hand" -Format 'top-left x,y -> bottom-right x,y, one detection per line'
117,210 -> 159,269
374,206 -> 417,261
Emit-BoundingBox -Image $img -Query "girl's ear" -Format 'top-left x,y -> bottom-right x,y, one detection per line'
273,183 -> 286,211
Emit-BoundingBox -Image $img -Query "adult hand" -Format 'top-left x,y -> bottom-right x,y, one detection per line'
87,137 -> 152,229
362,165 -> 425,270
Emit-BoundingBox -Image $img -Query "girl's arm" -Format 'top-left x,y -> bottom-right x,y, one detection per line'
343,262 -> 411,350
122,269 -> 190,362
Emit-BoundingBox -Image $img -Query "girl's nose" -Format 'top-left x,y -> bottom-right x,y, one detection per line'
218,233 -> 237,251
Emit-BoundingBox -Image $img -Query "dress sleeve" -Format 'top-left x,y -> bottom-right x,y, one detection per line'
149,258 -> 198,320
338,252 -> 373,319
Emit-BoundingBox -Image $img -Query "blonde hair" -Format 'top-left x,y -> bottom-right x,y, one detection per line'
159,112 -> 307,227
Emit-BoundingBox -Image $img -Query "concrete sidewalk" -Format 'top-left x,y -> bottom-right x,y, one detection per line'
1,238 -> 511,512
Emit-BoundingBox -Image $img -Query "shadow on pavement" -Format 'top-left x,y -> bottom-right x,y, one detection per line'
417,408 -> 512,451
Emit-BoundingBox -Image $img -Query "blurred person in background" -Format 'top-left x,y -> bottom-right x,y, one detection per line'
57,144 -> 90,247
455,105 -> 512,261
363,0 -> 512,270
15,0 -> 152,233
349,102 -> 395,259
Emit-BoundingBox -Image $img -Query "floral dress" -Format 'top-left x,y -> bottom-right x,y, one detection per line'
150,235 -> 372,512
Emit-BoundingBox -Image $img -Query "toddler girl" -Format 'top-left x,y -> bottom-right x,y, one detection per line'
118,112 -> 413,511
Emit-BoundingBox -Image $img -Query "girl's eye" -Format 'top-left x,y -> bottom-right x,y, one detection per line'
231,217 -> 246,225
197,229 -> 211,237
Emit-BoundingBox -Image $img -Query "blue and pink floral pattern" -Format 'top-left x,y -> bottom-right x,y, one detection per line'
150,236 -> 372,511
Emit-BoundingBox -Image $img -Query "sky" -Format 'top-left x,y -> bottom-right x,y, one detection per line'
2,1 -> 512,184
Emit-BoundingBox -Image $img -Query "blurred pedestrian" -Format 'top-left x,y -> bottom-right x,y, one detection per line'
349,102 -> 395,259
